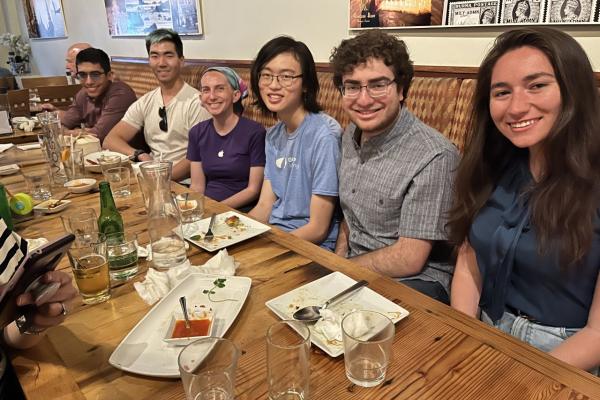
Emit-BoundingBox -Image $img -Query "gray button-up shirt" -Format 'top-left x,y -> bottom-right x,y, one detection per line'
339,107 -> 459,291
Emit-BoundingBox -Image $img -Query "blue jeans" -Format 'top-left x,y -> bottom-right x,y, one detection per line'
482,310 -> 599,376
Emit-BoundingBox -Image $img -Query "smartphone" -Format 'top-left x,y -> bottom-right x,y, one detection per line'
0,233 -> 75,329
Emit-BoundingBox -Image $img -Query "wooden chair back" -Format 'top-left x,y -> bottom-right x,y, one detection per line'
37,84 -> 81,110
7,89 -> 30,117
0,94 -> 8,110
21,75 -> 68,89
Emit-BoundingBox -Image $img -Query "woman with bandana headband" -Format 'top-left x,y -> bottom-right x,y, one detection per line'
187,67 -> 266,210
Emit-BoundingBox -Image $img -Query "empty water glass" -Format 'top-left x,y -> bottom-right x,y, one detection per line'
21,168 -> 52,201
103,167 -> 130,197
61,208 -> 98,244
342,310 -> 394,387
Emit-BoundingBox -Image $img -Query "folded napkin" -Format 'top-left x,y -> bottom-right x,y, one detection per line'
17,143 -> 41,151
134,249 -> 239,305
26,237 -> 49,252
0,143 -> 14,153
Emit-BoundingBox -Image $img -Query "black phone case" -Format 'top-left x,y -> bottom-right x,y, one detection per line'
0,233 -> 75,329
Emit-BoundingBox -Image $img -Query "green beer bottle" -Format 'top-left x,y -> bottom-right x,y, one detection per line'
0,184 -> 14,231
98,181 -> 124,237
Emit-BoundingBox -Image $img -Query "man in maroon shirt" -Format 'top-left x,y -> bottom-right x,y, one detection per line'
42,48 -> 137,144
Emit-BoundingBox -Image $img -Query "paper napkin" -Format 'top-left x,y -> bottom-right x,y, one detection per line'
133,249 -> 239,305
0,143 -> 14,153
16,143 -> 41,151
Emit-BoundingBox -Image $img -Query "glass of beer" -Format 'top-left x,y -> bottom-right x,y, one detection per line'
105,232 -> 139,282
68,234 -> 111,304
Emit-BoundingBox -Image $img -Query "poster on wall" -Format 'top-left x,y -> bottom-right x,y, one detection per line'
104,0 -> 202,36
21,0 -> 68,39
349,0 -> 445,28
444,0 -> 500,24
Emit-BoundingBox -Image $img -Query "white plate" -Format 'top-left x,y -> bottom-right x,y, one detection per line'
0,164 -> 19,175
184,211 -> 271,252
265,271 -> 409,357
84,150 -> 129,173
64,178 -> 97,193
33,199 -> 71,214
109,273 -> 251,377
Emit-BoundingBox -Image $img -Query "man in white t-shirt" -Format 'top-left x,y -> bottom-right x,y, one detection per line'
103,29 -> 210,181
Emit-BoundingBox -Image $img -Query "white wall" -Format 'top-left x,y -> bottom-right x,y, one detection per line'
3,0 -> 600,76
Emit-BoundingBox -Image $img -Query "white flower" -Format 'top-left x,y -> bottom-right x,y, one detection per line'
0,33 -> 31,58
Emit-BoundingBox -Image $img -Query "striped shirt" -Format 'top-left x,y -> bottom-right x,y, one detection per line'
0,218 -> 27,287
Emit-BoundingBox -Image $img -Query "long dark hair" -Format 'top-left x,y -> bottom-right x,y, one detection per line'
448,27 -> 600,265
250,36 -> 321,115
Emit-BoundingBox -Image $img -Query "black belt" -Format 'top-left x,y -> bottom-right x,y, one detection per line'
505,305 -> 540,323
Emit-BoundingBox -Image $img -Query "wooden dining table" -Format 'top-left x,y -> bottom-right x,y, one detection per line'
4,149 -> 600,400
0,126 -> 40,145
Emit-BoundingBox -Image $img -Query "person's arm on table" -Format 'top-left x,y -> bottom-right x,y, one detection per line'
172,159 -> 191,182
292,194 -> 336,244
103,120 -> 142,157
335,219 -> 349,257
248,179 -> 276,224
548,273 -> 600,370
3,271 -> 77,349
450,242 -> 482,318
189,161 -> 206,194
222,166 -> 264,209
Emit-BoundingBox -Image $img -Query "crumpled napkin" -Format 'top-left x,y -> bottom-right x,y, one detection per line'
26,237 -> 49,252
133,249 -> 239,305
0,143 -> 14,153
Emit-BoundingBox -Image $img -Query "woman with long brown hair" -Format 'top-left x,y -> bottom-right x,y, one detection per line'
449,27 -> 600,372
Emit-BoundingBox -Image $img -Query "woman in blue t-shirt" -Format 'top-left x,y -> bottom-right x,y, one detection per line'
448,27 -> 600,373
187,67 -> 266,210
248,36 -> 342,250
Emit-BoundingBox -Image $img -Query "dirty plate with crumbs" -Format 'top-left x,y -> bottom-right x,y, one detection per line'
266,271 -> 409,357
184,211 -> 270,252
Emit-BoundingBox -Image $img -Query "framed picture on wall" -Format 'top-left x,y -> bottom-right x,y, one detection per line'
21,0 -> 68,39
104,0 -> 203,37
349,0 -> 445,28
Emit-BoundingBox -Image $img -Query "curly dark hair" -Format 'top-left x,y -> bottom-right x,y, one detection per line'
250,36 -> 321,115
329,30 -> 414,101
447,27 -> 600,266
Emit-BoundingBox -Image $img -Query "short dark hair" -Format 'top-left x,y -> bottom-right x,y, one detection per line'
76,48 -> 111,73
145,29 -> 183,58
250,36 -> 321,115
330,30 -> 414,101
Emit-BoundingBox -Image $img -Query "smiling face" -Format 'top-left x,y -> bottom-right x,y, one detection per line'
77,62 -> 111,99
341,57 -> 402,139
258,52 -> 304,116
200,71 -> 240,118
489,46 -> 561,156
148,41 -> 184,86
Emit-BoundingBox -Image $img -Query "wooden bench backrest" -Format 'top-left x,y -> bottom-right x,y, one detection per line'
21,76 -> 68,89
37,84 -> 82,110
7,88 -> 30,117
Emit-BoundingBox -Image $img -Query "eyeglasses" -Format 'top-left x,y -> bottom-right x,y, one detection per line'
75,71 -> 105,82
258,73 -> 303,88
339,79 -> 397,98
158,106 -> 168,132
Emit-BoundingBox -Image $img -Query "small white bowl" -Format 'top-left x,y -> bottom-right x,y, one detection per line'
64,178 -> 97,194
163,305 -> 215,346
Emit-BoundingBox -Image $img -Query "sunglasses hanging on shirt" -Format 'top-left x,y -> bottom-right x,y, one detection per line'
158,106 -> 168,132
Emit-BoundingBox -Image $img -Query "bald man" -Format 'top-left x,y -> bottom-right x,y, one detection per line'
65,42 -> 91,79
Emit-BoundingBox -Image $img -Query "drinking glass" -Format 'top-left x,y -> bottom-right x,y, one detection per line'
68,233 -> 110,305
38,111 -> 67,185
103,167 -> 130,197
342,310 -> 394,387
266,321 -> 310,400
21,168 -> 52,201
63,148 -> 84,181
105,231 -> 138,281
175,192 -> 204,236
178,337 -> 240,400
61,208 -> 98,244
98,154 -> 122,174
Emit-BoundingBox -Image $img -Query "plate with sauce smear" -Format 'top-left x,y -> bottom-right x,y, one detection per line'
109,273 -> 251,377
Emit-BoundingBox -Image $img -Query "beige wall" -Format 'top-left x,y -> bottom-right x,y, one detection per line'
2,0 -> 599,76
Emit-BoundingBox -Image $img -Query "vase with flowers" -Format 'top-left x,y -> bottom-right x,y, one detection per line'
1,33 -> 31,75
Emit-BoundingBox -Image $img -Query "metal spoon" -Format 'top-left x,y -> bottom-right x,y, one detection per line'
179,296 -> 191,329
293,280 -> 369,322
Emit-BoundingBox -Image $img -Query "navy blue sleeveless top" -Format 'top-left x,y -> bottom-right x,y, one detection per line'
469,158 -> 600,327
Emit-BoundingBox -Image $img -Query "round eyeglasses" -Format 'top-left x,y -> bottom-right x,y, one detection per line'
258,73 -> 303,88
75,71 -> 106,82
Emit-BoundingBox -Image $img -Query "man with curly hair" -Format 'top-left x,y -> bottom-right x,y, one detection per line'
330,30 -> 459,303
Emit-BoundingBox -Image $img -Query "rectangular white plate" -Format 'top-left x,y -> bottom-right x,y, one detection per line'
109,273 -> 251,377
266,271 -> 409,357
184,211 -> 271,252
